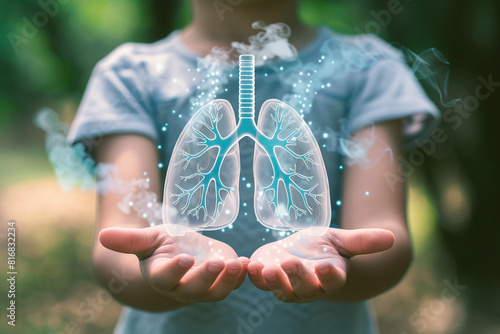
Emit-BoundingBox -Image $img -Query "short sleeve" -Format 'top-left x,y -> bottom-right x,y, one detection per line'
347,36 -> 440,150
67,45 -> 158,148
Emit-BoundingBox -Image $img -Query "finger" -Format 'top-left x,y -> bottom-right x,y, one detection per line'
175,259 -> 225,301
234,257 -> 250,290
145,254 -> 194,292
315,260 -> 347,295
262,265 -> 295,302
280,259 -> 322,301
99,226 -> 162,258
332,228 -> 395,257
247,261 -> 269,291
206,259 -> 243,301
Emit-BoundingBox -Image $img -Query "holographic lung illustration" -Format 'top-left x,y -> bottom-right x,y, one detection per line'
163,55 -> 330,236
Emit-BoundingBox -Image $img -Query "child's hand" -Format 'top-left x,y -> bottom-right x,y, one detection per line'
247,228 -> 394,303
99,225 -> 248,304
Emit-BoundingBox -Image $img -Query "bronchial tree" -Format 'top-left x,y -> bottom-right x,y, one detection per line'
163,55 -> 331,236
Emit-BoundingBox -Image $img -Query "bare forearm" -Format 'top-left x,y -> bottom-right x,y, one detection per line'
328,223 -> 412,303
93,245 -> 189,312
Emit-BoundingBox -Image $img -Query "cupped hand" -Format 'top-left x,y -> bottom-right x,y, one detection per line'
247,228 -> 394,303
99,225 -> 248,304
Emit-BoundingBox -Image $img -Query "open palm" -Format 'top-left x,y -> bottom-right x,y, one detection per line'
247,227 -> 394,303
100,225 -> 248,304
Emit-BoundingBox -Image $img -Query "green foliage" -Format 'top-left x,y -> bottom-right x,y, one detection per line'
300,0 -> 364,33
0,0 -> 152,141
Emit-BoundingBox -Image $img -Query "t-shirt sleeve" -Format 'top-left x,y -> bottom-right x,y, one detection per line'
67,46 -> 158,149
347,36 -> 440,150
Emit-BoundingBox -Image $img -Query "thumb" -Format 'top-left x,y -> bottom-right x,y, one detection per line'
99,226 -> 161,258
332,228 -> 395,257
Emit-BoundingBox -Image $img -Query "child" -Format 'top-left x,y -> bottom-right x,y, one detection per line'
68,0 -> 439,333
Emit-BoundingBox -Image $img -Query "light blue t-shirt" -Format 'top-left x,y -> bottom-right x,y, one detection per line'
69,27 -> 438,334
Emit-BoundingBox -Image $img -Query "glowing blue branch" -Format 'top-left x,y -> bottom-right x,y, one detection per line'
256,101 -> 325,221
169,101 -> 238,223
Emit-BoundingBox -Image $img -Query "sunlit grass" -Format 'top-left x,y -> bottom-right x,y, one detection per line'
0,145 -> 54,188
0,145 -> 122,334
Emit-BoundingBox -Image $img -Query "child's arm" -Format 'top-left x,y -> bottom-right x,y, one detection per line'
247,120 -> 411,303
92,134 -> 248,311
330,119 -> 411,302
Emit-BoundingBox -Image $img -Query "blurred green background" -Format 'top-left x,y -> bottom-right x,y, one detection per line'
1,0 -> 499,333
